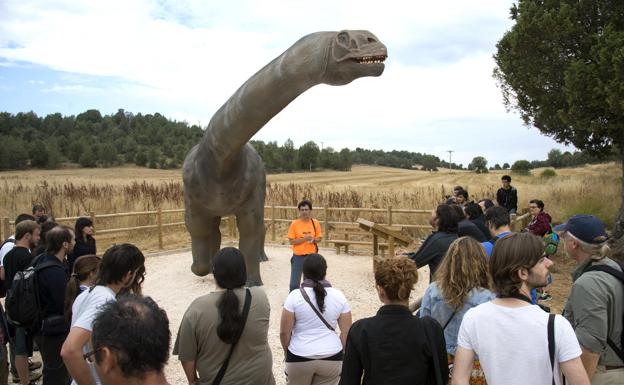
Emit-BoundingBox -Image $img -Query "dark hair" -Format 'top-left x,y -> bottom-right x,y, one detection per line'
75,217 -> 94,244
35,221 -> 58,255
46,226 -> 73,254
501,175 -> 511,182
64,254 -> 101,322
490,232 -> 545,296
213,247 -> 247,344
302,254 -> 328,312
478,199 -> 495,210
529,199 -> 544,211
453,186 -> 464,193
464,202 -> 483,220
14,220 -> 39,240
36,215 -> 49,224
297,200 -> 313,210
484,206 -> 510,229
456,189 -> 468,200
435,204 -> 460,233
95,244 -> 145,286
32,204 -> 45,214
15,213 -> 35,225
92,295 -> 170,379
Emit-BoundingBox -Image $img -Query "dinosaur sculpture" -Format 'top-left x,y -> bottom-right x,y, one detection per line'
183,30 -> 387,285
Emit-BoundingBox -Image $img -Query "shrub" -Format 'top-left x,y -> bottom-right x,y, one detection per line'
540,169 -> 557,178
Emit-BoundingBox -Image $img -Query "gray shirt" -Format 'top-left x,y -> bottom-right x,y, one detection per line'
563,256 -> 624,366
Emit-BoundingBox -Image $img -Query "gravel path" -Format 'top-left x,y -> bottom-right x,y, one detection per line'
143,244 -> 430,385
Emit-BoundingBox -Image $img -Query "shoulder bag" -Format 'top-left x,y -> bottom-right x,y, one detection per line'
299,288 -> 334,331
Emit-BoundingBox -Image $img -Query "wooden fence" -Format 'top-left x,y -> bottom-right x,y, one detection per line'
1,206 -> 530,252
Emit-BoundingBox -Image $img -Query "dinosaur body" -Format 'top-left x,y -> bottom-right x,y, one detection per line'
183,30 -> 387,285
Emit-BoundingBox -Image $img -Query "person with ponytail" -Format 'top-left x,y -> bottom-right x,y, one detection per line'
174,247 -> 274,385
64,254 -> 101,323
280,253 -> 352,385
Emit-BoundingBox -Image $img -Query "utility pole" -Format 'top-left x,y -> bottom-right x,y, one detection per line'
447,150 -> 454,173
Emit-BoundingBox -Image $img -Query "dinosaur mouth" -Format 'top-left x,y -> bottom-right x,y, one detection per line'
355,55 -> 387,64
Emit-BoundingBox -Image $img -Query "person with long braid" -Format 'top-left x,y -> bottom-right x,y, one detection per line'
280,253 -> 352,385
174,247 -> 274,385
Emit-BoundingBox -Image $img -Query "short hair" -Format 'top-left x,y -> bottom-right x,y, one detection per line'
456,189 -> 468,200
15,214 -> 35,225
490,232 -> 544,296
453,186 -> 464,193
96,244 -> 145,286
435,204 -> 461,233
501,175 -> 511,182
297,200 -> 313,210
46,226 -> 73,254
92,295 -> 170,379
478,199 -> 495,210
32,204 -> 45,214
529,199 -> 544,211
15,220 -> 40,240
374,257 -> 418,301
484,206 -> 510,229
464,202 -> 483,220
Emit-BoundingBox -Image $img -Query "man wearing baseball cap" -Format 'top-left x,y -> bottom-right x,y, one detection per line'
556,215 -> 623,384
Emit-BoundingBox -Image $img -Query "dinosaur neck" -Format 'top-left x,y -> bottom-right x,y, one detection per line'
200,32 -> 334,170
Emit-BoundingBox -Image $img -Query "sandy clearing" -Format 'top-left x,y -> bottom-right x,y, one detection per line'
142,244 -> 429,385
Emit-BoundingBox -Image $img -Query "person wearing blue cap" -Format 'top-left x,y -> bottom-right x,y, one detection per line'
557,215 -> 623,384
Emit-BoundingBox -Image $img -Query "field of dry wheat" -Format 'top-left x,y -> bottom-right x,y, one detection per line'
0,162 -> 620,253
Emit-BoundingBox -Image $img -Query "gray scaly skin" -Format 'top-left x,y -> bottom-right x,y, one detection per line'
183,30 -> 387,286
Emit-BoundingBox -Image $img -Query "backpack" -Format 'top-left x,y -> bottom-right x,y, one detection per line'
5,257 -> 60,333
543,224 -> 559,255
0,238 -> 16,298
584,261 -> 624,362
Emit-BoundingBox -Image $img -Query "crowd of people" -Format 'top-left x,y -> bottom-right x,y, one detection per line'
0,173 -> 620,385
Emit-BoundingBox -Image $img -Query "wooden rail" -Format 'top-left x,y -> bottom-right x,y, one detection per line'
1,205 -> 529,253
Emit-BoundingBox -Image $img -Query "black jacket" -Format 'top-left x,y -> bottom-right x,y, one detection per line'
407,232 -> 457,281
496,186 -> 518,212
458,219 -> 487,242
340,305 -> 449,385
470,215 -> 491,240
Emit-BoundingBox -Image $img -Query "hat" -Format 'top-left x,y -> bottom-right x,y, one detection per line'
553,214 -> 608,244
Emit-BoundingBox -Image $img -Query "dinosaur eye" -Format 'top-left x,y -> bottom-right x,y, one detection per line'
337,32 -> 349,45
367,37 -> 376,43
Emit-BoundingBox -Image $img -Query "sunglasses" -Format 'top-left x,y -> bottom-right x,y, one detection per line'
83,347 -> 102,364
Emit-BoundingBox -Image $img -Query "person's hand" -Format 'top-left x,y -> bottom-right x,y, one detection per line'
303,234 -> 314,242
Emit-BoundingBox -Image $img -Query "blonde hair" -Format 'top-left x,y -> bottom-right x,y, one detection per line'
435,237 -> 490,310
374,256 -> 418,301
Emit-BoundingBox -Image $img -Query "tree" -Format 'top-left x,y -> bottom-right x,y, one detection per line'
547,149 -> 564,168
298,141 -> 320,171
511,160 -> 532,175
29,140 -> 49,168
339,148 -> 352,171
502,162 -> 510,170
421,155 -> 439,172
468,156 -> 488,173
494,164 -> 502,170
493,0 -> 624,254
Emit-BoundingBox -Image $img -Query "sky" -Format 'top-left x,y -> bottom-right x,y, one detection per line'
0,0 -> 574,167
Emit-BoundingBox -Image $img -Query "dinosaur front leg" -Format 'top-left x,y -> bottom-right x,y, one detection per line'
236,204 -> 265,286
187,214 -> 222,276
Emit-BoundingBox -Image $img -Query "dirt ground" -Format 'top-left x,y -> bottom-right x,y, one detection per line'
143,244 -> 431,385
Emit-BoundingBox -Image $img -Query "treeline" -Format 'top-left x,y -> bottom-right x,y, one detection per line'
0,110 -> 203,170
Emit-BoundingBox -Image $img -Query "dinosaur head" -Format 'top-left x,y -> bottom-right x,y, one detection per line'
324,30 -> 387,85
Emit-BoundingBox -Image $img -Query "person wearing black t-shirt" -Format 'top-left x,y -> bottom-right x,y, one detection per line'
1,220 -> 41,385
67,217 -> 96,272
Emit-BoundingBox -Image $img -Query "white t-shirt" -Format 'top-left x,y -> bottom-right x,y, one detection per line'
457,301 -> 582,385
283,287 -> 350,358
0,236 -> 15,266
70,285 -> 116,385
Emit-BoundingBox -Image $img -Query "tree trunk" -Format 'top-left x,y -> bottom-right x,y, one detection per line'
611,146 -> 624,261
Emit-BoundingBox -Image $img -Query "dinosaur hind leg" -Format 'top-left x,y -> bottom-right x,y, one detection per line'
188,215 -> 222,276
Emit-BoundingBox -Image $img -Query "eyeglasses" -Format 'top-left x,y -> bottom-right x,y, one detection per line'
83,347 -> 102,364
529,206 -> 539,209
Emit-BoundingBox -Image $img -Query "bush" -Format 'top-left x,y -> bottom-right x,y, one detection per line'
512,160 -> 532,175
540,169 -> 557,178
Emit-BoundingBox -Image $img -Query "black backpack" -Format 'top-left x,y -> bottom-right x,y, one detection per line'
584,261 -> 624,362
5,257 -> 60,333
0,238 -> 16,298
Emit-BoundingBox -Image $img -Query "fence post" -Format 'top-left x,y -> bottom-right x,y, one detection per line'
90,211 -> 96,234
387,206 -> 393,226
323,206 -> 329,247
271,206 -> 276,242
2,217 -> 10,239
157,208 -> 163,250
